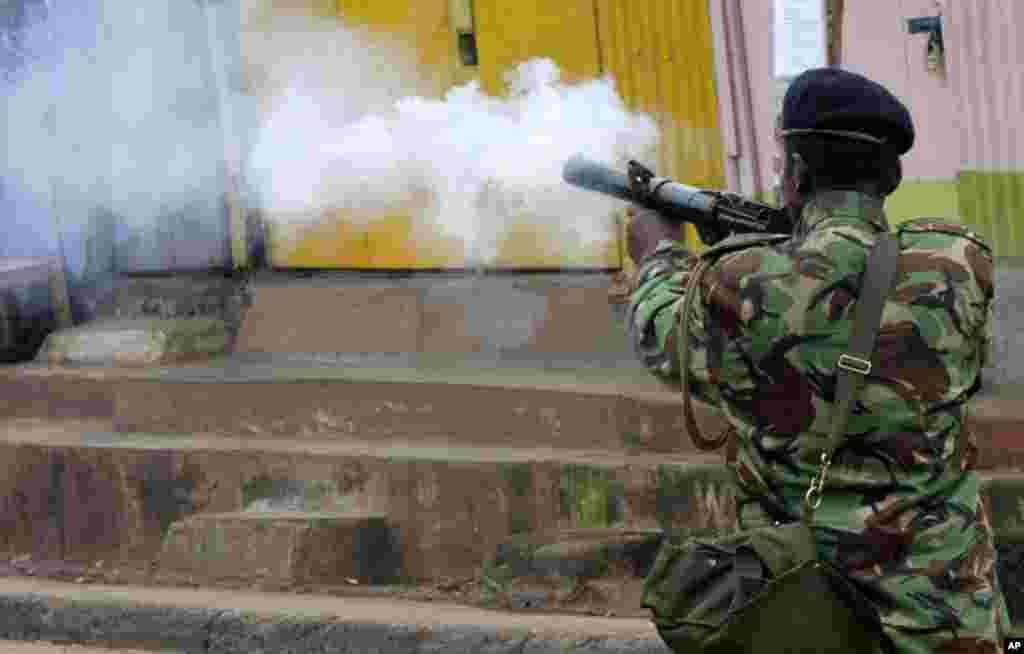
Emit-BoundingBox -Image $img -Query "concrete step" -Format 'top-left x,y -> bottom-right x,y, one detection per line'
0,418 -> 729,588
157,511 -> 400,589
0,577 -> 665,653
5,358 -> 1024,468
1,417 -> 1022,622
474,527 -> 664,617
474,510 -> 1024,623
0,358 -> 714,456
235,273 -> 636,361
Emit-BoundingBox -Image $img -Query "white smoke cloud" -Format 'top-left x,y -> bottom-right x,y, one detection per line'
0,0 -> 660,276
245,11 -> 660,264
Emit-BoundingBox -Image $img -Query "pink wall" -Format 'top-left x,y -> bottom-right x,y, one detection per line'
943,0 -> 1024,171
842,0 -> 959,181
711,0 -> 778,196
715,0 -> 1024,195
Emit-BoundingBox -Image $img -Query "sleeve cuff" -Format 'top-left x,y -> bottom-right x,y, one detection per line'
635,239 -> 690,287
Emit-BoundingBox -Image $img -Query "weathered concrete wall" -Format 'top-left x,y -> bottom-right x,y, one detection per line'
0,436 -> 734,583
983,267 -> 1024,388
93,274 -> 252,349
235,274 -> 632,361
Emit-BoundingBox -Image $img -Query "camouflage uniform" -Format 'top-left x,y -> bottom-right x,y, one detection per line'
629,190 -> 1010,653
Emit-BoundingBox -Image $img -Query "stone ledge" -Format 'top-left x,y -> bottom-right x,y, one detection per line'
37,318 -> 230,366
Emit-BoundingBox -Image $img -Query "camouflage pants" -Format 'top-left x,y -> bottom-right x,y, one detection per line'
738,493 -> 1011,654
878,495 -> 1010,654
882,625 -> 1005,654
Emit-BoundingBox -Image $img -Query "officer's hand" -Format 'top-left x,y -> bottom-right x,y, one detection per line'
626,207 -> 685,264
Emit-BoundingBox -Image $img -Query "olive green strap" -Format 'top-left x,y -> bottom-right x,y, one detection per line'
678,233 -> 900,483
803,232 -> 901,522
676,234 -> 789,453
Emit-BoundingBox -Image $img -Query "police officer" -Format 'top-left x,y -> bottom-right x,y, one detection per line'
627,67 -> 1008,653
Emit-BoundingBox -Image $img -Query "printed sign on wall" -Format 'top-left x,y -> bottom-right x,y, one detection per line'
774,0 -> 826,79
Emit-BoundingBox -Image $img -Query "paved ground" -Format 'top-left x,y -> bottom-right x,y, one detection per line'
0,577 -> 659,641
0,643 -> 178,653
0,578 -> 666,654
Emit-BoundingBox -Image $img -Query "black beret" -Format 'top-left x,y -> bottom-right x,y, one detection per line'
781,67 -> 915,155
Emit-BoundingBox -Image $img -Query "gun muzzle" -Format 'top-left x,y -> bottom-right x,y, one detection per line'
562,154 -> 717,221
561,155 -> 635,204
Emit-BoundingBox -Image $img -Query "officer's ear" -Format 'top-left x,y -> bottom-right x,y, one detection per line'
879,157 -> 902,196
790,152 -> 811,194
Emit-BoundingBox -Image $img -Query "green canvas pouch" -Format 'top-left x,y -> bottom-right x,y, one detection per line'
641,523 -> 885,654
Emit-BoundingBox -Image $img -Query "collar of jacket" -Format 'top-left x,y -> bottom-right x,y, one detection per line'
795,190 -> 889,237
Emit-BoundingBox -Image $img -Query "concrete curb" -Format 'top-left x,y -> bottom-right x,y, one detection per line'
0,593 -> 669,654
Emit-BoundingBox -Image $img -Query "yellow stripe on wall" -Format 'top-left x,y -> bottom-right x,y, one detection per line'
597,0 -> 726,276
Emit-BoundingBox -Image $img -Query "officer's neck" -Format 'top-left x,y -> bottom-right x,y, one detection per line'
794,188 -> 888,235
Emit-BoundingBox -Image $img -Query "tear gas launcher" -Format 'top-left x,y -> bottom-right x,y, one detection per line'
561,155 -> 793,244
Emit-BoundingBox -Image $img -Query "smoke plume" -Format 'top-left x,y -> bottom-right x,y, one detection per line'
0,0 -> 659,278
244,8 -> 659,264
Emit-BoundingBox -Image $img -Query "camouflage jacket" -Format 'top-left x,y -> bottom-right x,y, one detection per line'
629,191 -> 1009,645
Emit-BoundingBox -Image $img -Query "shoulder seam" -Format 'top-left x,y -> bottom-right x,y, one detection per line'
699,233 -> 789,262
897,219 -> 991,251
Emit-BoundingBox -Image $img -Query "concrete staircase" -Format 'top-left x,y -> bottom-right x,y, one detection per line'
0,359 -> 1023,622
0,360 -> 730,606
0,273 -> 1021,650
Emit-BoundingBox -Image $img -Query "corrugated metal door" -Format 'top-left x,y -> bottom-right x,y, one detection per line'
472,0 -> 617,268
597,0 -> 726,260
597,0 -> 723,188
260,0 -> 473,269
334,0 -> 476,269
473,0 -> 602,96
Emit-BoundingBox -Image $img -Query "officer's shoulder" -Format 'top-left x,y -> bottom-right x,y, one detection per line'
896,217 -> 992,254
699,232 -> 790,261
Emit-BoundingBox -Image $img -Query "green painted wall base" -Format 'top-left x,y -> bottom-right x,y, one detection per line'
758,172 -> 1022,257
885,179 -> 960,225
958,170 -> 1024,258
860,171 -> 1023,258
755,179 -> 963,228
